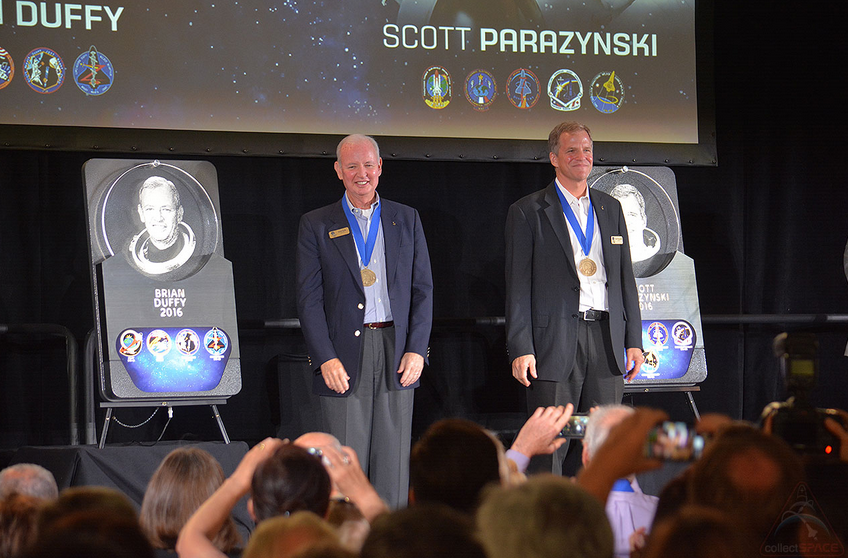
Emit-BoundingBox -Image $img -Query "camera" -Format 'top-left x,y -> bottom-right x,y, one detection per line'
644,421 -> 706,461
764,333 -> 843,461
560,414 -> 590,438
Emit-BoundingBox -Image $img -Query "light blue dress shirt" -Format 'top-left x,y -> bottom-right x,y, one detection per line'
344,193 -> 393,324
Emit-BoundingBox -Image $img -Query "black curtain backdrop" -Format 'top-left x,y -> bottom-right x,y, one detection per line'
1,1 -> 847,449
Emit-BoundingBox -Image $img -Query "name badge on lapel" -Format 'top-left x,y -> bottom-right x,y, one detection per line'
329,227 -> 350,239
611,235 -> 624,245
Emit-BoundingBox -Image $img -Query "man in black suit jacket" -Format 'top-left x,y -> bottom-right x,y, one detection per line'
505,121 -> 644,474
296,134 -> 433,507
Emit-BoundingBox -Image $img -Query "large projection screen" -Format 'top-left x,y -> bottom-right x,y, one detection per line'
0,0 -> 714,163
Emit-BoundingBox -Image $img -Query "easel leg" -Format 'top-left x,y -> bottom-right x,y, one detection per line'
211,405 -> 230,444
686,391 -> 701,421
98,407 -> 113,449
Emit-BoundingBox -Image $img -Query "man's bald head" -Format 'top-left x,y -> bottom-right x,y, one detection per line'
293,432 -> 343,452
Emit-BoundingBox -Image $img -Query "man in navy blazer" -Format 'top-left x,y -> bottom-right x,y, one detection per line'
296,134 -> 433,507
505,121 -> 644,474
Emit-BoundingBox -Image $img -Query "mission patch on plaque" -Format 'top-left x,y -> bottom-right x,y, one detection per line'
423,66 -> 451,109
118,329 -> 144,361
547,69 -> 582,111
73,45 -> 114,96
506,68 -> 540,109
24,47 -> 65,94
671,321 -> 694,350
176,328 -> 201,359
0,47 -> 14,90
204,327 -> 229,361
647,321 -> 669,348
638,319 -> 697,380
590,71 -> 624,114
115,326 -> 232,392
464,69 -> 496,111
146,329 -> 173,362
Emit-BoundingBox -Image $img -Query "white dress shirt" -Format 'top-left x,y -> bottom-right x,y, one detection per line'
556,180 -> 609,312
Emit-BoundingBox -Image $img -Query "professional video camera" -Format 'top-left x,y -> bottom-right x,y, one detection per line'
762,332 -> 843,461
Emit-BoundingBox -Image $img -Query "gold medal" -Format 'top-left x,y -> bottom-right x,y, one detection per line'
578,257 -> 597,277
361,268 -> 377,287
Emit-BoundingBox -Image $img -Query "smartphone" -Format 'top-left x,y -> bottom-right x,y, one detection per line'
644,421 -> 705,461
560,414 -> 590,438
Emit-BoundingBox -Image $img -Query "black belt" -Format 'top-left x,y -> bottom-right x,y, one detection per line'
579,310 -> 609,321
363,321 -> 394,329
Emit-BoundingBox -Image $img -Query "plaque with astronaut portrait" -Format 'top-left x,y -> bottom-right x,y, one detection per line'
89,161 -> 220,281
590,166 -> 682,279
84,159 -> 242,401
590,166 -> 707,385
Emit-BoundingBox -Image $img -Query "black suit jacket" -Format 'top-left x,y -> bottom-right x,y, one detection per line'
505,181 -> 642,382
296,197 -> 434,397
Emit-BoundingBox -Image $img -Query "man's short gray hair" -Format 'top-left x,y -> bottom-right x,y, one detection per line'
583,405 -> 635,458
548,121 -> 592,155
138,175 -> 181,207
477,475 -> 613,558
0,463 -> 59,500
336,134 -> 380,161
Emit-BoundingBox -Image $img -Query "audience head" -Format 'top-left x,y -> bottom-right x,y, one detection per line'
25,512 -> 154,558
476,474 -> 613,558
140,446 -> 241,551
361,503 -> 486,558
0,494 -> 42,558
687,424 -> 804,539
292,545 -> 358,558
0,464 -> 59,501
251,444 -> 332,522
326,498 -> 369,552
326,498 -> 365,527
409,418 -> 503,514
30,487 -> 151,558
652,469 -> 691,526
294,432 -> 343,453
642,505 -> 752,558
582,405 -> 635,465
37,485 -> 138,533
242,511 -> 339,558
293,432 -> 347,497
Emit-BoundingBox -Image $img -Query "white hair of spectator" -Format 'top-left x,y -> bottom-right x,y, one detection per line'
0,463 -> 59,500
583,405 -> 635,458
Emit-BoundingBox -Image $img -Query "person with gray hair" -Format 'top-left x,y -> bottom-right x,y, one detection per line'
0,463 -> 58,501
582,405 -> 658,558
296,134 -> 433,508
476,475 -> 614,558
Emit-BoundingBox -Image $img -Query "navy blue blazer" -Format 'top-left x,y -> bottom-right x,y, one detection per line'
296,197 -> 434,397
505,182 -> 643,382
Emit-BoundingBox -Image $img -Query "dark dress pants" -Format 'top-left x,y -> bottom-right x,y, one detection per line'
525,318 -> 624,476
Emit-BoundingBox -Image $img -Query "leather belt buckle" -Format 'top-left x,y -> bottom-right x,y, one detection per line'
364,321 -> 394,329
581,310 -> 608,321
